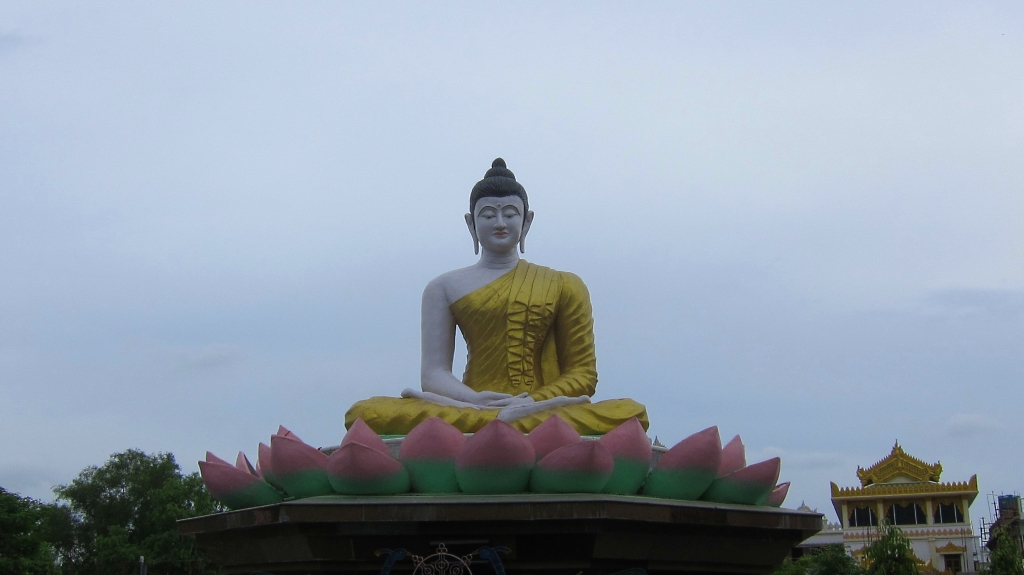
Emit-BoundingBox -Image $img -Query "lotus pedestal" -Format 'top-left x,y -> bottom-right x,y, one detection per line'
178,494 -> 821,575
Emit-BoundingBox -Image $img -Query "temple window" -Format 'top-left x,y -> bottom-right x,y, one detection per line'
849,506 -> 878,527
934,502 -> 964,524
888,503 -> 927,525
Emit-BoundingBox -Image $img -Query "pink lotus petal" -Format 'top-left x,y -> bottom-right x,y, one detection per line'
537,441 -> 614,474
727,457 -> 781,487
658,426 -> 722,472
270,434 -> 328,475
341,418 -> 390,456
765,482 -> 790,507
257,442 -> 272,477
718,435 -> 745,477
598,417 -> 651,464
276,425 -> 300,441
205,451 -> 231,465
199,460 -> 282,509
528,414 -> 582,461
701,457 -> 782,505
456,419 -> 535,469
235,452 -> 258,476
200,460 -> 263,493
400,417 -> 466,461
328,442 -> 406,482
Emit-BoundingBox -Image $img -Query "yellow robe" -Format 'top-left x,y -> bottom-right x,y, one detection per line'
345,260 -> 648,435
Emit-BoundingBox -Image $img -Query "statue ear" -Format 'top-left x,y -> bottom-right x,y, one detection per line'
520,210 -> 534,253
464,212 -> 479,255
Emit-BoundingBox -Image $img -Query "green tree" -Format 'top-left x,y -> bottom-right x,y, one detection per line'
985,526 -> 1024,575
772,555 -> 812,575
52,449 -> 221,575
807,544 -> 864,575
772,545 -> 864,575
0,487 -> 58,575
864,521 -> 919,575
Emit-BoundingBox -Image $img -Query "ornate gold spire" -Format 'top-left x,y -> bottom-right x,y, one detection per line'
855,442 -> 942,486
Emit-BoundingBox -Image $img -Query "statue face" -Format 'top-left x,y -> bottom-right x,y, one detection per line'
466,196 -> 533,254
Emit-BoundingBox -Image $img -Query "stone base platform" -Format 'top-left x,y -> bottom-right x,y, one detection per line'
178,494 -> 823,575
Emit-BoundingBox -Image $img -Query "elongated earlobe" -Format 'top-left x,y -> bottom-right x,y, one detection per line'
464,213 -> 480,255
520,210 -> 534,254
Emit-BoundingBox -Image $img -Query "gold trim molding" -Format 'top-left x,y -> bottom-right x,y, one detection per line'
843,527 -> 973,540
831,475 -> 978,499
936,542 -> 967,553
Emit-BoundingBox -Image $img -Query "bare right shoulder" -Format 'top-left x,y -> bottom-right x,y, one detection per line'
423,265 -> 477,306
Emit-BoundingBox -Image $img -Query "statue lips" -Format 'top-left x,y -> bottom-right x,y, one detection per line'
199,451 -> 283,510
455,419 -> 535,494
701,457 -> 782,505
530,441 -> 614,494
642,425 -> 722,500
399,417 -> 467,493
598,417 -> 652,495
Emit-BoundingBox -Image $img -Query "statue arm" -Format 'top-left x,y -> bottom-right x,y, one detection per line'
528,272 -> 598,401
420,278 -> 507,405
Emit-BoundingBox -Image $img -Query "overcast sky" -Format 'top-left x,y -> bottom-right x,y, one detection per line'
1,2 -> 1022,522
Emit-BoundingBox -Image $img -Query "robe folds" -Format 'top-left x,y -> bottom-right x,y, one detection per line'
345,260 -> 648,435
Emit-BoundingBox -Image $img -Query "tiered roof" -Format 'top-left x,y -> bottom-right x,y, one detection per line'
856,443 -> 942,485
830,443 -> 978,515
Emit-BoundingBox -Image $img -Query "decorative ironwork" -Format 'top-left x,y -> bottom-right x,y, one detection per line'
410,544 -> 474,575
376,544 -> 511,575
477,547 -> 510,575
375,548 -> 408,575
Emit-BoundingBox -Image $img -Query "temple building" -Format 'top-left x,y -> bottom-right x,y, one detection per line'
831,443 -> 980,573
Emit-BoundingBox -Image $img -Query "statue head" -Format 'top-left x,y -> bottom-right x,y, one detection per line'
466,158 -> 535,255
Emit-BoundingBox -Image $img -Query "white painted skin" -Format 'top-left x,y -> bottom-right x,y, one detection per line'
401,196 -> 591,422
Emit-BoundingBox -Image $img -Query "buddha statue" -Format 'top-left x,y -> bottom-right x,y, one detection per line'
345,159 -> 648,436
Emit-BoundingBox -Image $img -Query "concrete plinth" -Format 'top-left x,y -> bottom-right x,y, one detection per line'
178,494 -> 822,575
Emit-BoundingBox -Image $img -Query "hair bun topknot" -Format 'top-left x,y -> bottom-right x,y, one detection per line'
484,157 -> 516,180
470,156 -> 528,213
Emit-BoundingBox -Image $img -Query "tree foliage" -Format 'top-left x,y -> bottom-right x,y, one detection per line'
0,487 -> 58,575
50,449 -> 221,575
772,545 -> 864,575
773,555 -> 812,575
808,543 -> 864,575
864,521 -> 919,575
985,526 -> 1024,575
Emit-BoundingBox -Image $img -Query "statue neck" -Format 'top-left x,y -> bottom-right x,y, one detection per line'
477,248 -> 520,270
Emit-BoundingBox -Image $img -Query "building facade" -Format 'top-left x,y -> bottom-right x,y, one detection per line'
831,443 -> 979,573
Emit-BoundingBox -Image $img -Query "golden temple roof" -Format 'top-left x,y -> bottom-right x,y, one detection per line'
856,442 -> 942,486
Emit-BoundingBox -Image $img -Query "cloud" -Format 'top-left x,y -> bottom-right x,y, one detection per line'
0,465 -> 65,502
0,32 -> 27,56
754,446 -> 846,471
923,289 -> 1024,317
170,345 -> 247,373
946,413 -> 1002,439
